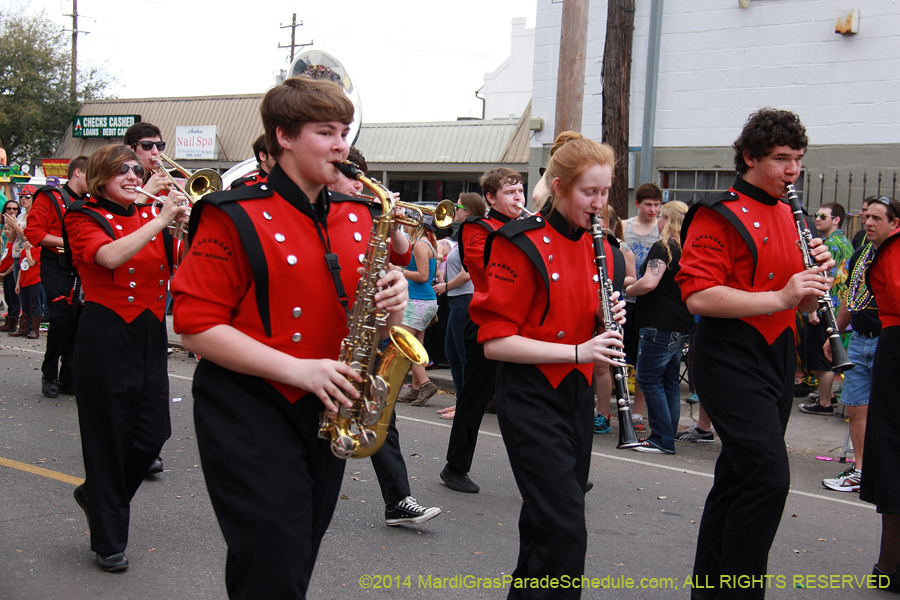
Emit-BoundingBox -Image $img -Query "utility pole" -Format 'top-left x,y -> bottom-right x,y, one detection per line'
279,13 -> 313,65
601,0 -> 636,218
63,0 -> 89,101
554,0 -> 589,136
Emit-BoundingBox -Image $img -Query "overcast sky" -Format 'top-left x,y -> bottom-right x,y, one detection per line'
32,0 -> 537,124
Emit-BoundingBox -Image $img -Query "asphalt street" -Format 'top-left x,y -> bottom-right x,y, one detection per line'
0,332 -> 893,600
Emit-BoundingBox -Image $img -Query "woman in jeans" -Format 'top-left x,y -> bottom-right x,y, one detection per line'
433,192 -> 486,419
625,200 -> 693,454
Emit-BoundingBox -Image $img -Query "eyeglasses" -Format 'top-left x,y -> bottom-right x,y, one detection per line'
814,213 -> 831,220
119,163 -> 146,178
137,141 -> 166,152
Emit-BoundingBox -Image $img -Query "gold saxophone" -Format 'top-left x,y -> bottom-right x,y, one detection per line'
318,161 -> 428,459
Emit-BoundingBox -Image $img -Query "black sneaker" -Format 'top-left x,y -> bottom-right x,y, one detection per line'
799,401 -> 834,415
385,496 -> 441,526
794,381 -> 815,397
41,378 -> 59,398
73,484 -> 90,529
440,464 -> 480,493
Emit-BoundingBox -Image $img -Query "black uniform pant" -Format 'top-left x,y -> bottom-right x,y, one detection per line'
40,249 -> 80,386
496,363 -> 593,600
370,411 -> 411,504
445,317 -> 498,473
193,360 -> 346,600
691,318 -> 794,600
74,304 -> 171,555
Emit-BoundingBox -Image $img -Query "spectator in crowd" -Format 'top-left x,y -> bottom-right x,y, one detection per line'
623,183 -> 662,432
851,198 -> 870,250
5,187 -> 35,336
12,239 -> 41,338
0,201 -> 21,333
799,202 -> 853,415
625,200 -> 693,454
821,196 -> 899,493
0,137 -> 7,165
858,195 -> 900,593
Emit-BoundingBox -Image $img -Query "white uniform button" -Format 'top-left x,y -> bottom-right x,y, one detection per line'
593,274 -> 600,283
742,207 -> 749,213
543,236 -> 551,244
160,265 -> 165,270
353,232 -> 362,242
768,273 -> 775,279
557,331 -> 565,339
159,280 -> 165,286
158,295 -> 164,301
764,237 -> 769,244
287,255 -> 297,266
115,225 -> 123,230
358,254 -> 365,264
291,333 -> 302,343
536,217 -> 542,222
551,273 -> 560,281
129,282 -> 136,288
105,214 -> 113,219
753,222 -> 760,229
128,268 -> 135,274
260,184 -> 268,191
292,307 -> 302,318
275,233 -> 285,242
127,296 -> 135,303
349,213 -> 358,223
142,213 -> 149,219
263,211 -> 272,220
548,254 -> 553,263
151,236 -> 157,241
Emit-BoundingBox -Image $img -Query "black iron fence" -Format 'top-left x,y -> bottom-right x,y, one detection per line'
799,170 -> 898,240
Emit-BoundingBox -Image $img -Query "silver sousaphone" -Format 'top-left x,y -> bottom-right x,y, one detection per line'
221,50 -> 363,189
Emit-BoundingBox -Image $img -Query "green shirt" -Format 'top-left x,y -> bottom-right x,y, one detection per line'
823,230 -> 853,309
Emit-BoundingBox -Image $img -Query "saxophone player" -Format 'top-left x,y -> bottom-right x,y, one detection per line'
171,77 -> 409,600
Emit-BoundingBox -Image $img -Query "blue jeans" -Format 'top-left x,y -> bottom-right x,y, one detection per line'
445,294 -> 472,393
840,331 -> 879,406
636,327 -> 689,452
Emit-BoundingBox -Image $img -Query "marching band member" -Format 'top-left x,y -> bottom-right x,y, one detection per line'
124,122 -> 172,197
859,195 -> 900,593
677,109 -> 832,599
440,167 -> 524,494
229,134 -> 277,189
470,132 -> 625,598
65,144 -> 188,572
171,77 -> 409,599
24,156 -> 88,397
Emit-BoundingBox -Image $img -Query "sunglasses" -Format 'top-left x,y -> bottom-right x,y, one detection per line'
137,141 -> 166,151
870,196 -> 898,219
456,204 -> 468,210
119,163 -> 146,178
814,213 -> 831,220
4,207 -> 19,212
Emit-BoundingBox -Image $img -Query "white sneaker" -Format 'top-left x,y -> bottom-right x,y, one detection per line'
822,467 -> 861,492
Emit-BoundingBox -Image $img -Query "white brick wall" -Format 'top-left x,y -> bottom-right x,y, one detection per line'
532,0 -> 900,149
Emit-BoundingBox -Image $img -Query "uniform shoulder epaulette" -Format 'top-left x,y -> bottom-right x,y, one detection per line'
697,190 -> 739,208
494,215 -> 544,241
228,175 -> 258,189
201,182 -> 275,207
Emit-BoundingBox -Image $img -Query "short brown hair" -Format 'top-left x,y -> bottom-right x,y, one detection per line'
458,192 -> 486,217
347,146 -> 368,173
67,156 -> 88,179
635,182 -> 662,204
479,168 -> 523,199
124,122 -> 162,148
261,77 -> 354,160
86,145 -> 139,199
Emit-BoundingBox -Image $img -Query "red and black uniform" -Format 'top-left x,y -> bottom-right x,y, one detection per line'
469,208 -> 615,599
171,164 -> 407,600
24,184 -> 84,389
64,196 -> 174,556
228,168 -> 268,190
860,228 -> 900,514
15,242 -> 42,334
676,177 -> 806,600
444,209 -> 512,476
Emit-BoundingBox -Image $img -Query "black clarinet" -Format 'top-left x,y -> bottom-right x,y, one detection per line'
589,215 -> 641,449
786,184 -> 854,372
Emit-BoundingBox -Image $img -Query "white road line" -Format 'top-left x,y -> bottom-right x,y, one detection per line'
2,348 -> 870,511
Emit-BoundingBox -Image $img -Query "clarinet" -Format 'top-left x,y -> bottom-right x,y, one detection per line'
786,184 -> 854,372
589,215 -> 641,449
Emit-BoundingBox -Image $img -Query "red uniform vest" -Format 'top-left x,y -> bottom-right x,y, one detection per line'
678,180 -> 805,344
459,210 -> 512,294
470,212 -> 613,388
172,175 -> 407,403
868,228 -> 900,330
64,200 -> 171,323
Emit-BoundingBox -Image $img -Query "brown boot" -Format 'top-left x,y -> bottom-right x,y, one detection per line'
0,315 -> 16,332
8,316 -> 30,337
26,316 -> 41,339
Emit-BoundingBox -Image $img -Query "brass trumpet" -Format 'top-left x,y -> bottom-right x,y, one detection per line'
395,200 -> 456,234
136,186 -> 190,241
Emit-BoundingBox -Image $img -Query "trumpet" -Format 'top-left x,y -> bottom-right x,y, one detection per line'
136,186 -> 190,241
395,200 -> 456,237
